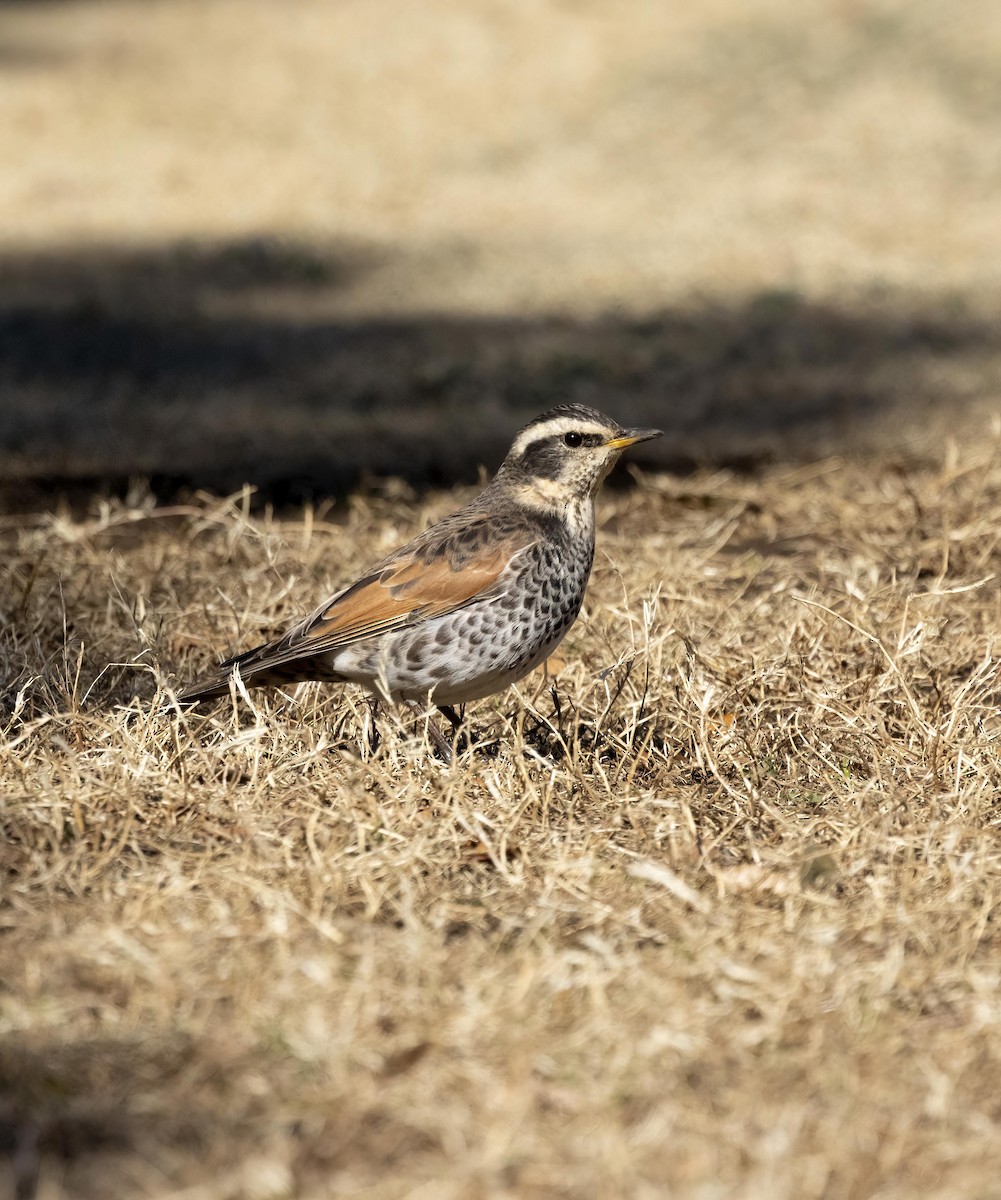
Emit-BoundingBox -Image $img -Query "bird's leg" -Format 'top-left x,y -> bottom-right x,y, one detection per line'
437,704 -> 499,759
366,698 -> 382,756
437,704 -> 463,733
405,699 -> 454,764
438,703 -> 476,756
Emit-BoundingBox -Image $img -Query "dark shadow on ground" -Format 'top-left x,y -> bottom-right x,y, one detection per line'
0,1035 -> 189,1199
1,238 -> 997,509
0,1032 -> 288,1198
0,1025 -> 439,1197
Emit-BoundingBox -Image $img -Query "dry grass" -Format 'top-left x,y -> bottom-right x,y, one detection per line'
3,0 -> 1001,1195
4,441 -> 1001,1198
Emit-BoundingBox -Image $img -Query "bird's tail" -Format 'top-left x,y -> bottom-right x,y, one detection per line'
170,638 -> 273,704
172,641 -> 334,706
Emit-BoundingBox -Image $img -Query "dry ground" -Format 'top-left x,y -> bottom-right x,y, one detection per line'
4,0 -> 1001,1197
4,447 -> 1001,1198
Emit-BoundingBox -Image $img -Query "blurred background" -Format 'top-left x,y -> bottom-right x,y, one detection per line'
1,0 -> 998,502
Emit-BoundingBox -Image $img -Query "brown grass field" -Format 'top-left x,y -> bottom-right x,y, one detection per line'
3,1 -> 1001,1197
5,455 -> 1001,1198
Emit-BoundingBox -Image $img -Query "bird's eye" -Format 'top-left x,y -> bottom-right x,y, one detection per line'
563,431 -> 583,448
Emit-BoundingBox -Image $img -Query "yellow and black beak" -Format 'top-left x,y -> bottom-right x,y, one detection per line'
605,427 -> 663,450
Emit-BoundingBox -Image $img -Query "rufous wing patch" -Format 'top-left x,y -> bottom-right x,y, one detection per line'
299,545 -> 513,651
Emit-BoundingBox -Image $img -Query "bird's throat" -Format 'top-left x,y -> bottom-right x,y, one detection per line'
512,477 -> 594,537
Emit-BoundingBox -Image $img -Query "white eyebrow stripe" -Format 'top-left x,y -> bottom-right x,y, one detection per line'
509,418 -> 614,458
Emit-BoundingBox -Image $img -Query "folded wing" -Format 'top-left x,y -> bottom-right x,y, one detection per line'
176,517 -> 534,701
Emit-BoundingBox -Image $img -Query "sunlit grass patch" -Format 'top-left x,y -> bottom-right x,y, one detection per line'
3,445 -> 1001,1196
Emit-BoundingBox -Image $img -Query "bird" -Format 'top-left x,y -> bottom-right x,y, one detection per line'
173,404 -> 662,760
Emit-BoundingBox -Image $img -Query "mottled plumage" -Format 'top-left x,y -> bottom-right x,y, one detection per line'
175,404 -> 662,758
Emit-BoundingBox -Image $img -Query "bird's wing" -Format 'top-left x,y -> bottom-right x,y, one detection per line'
219,518 -> 536,677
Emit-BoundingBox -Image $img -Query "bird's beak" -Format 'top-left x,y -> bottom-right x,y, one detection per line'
605,427 -> 663,450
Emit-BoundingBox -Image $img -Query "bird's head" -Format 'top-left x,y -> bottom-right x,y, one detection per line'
498,404 -> 662,509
